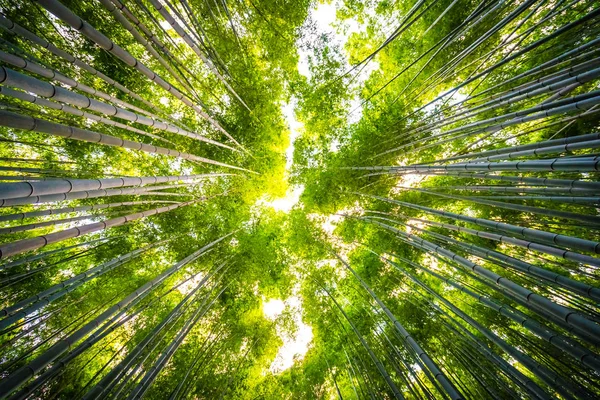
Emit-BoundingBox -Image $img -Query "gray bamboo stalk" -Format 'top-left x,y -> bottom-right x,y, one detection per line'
410,6 -> 600,122
0,236 -> 115,271
0,200 -> 170,222
0,110 -> 251,172
341,0 -> 433,84
464,138 -> 600,163
146,0 -> 251,113
442,0 -> 551,100
83,262 -> 228,400
423,0 -> 459,36
0,239 -> 172,330
390,80 -> 600,148
0,85 -> 175,146
385,171 -> 600,191
109,0 -> 178,63
357,0 -> 498,113
139,191 -> 190,197
355,192 -> 600,255
0,199 -> 200,260
0,172 -> 228,201
386,250 -> 600,371
6,261 -> 217,400
393,0 -> 539,107
0,239 -> 166,316
167,325 -> 222,400
380,255 -> 588,400
396,186 -> 600,224
355,151 -> 600,174
543,81 -> 582,103
0,214 -> 107,235
34,0 -> 245,150
110,0 -> 217,101
0,165 -> 70,175
358,216 -> 600,343
0,14 -> 165,118
423,185 -> 598,194
408,65 -> 600,141
341,268 -> 440,396
0,184 -> 199,207
331,250 -> 463,400
0,246 -> 103,287
475,37 -> 600,100
430,302 -> 551,400
98,269 -> 225,398
464,195 -> 600,205
464,52 -> 600,112
439,132 -> 600,163
0,231 -> 233,398
373,90 -> 600,159
379,330 -> 428,398
128,283 -> 229,399
416,21 -> 590,102
367,210 -> 600,302
179,0 -> 229,73
0,48 -> 168,123
0,66 -> 236,151
168,326 -> 227,400
321,284 -> 405,400
423,0 -> 538,87
343,348 -> 364,400
0,157 -> 76,164
151,0 -> 223,89
98,0 -> 201,102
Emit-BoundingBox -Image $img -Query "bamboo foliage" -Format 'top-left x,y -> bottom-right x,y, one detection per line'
0,1 -> 264,396
0,0 -> 599,398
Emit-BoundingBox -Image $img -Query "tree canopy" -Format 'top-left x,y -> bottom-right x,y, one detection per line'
0,0 -> 599,398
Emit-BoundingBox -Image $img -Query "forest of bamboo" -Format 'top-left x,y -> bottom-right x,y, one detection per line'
0,0 -> 599,398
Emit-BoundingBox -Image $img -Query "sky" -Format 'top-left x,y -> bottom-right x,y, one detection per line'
257,1 -> 382,374
261,0 -> 379,215
263,296 -> 314,374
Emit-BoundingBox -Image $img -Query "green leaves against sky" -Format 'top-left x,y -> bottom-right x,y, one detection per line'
0,0 -> 599,399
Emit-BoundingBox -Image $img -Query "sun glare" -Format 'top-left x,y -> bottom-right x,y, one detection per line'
263,298 -> 285,320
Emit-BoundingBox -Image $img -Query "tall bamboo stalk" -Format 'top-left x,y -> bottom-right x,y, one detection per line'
0,231 -> 234,397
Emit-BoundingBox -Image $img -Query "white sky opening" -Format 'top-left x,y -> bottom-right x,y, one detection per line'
263,296 -> 313,374
263,298 -> 286,320
264,185 -> 304,213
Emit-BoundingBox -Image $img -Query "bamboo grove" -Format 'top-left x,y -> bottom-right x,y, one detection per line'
0,0 -> 599,399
